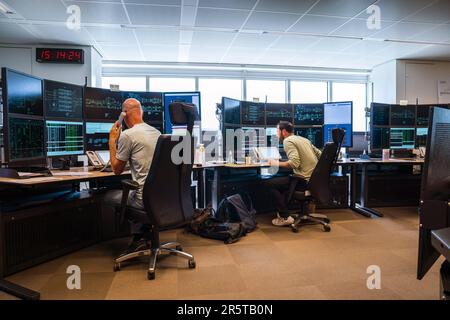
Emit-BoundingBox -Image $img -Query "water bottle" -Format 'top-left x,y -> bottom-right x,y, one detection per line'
198,144 -> 206,166
227,150 -> 234,164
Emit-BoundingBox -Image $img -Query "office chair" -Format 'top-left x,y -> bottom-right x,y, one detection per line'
286,128 -> 345,233
113,102 -> 199,280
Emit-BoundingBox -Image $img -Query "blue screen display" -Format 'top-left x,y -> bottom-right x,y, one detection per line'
163,92 -> 200,133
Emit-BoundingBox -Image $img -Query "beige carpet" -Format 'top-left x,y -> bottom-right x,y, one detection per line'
0,207 -> 444,300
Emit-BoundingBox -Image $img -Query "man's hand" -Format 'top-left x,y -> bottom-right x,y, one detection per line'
109,121 -> 121,143
268,159 -> 279,167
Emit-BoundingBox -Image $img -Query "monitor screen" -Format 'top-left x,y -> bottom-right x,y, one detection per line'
164,92 -> 201,133
255,147 -> 281,160
84,87 -> 122,121
223,97 -> 241,125
416,106 -> 430,126
4,68 -> 43,116
7,117 -> 45,161
295,127 -> 324,148
371,103 -> 390,126
44,80 -> 83,119
371,127 -> 390,149
46,121 -> 84,157
323,101 -> 353,147
294,104 -> 324,125
96,150 -> 110,165
390,105 -> 415,126
241,101 -> 265,126
416,127 -> 428,147
265,103 -> 293,126
390,128 -> 415,149
122,91 -> 163,122
85,121 -> 114,150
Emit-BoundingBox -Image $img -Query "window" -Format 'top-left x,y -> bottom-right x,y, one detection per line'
246,80 -> 286,103
199,78 -> 242,131
290,81 -> 327,103
331,82 -> 367,132
101,77 -> 146,91
149,77 -> 195,92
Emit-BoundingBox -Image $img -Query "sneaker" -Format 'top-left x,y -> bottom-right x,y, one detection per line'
118,238 -> 149,258
272,213 -> 295,227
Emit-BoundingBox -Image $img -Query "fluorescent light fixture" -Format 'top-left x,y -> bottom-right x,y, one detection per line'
363,37 -> 386,42
0,1 -> 14,14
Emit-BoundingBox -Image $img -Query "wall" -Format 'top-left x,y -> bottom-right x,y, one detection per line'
370,60 -> 397,104
0,44 -> 102,86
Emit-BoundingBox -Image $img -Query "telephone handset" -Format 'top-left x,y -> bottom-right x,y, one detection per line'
118,111 -> 126,124
86,151 -> 104,169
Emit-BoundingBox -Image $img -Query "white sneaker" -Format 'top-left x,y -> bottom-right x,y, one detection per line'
272,213 -> 294,227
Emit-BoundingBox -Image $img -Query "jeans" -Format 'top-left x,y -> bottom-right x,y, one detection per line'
264,176 -> 307,217
103,189 -> 149,235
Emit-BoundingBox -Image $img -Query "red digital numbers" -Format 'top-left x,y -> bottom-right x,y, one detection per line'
37,48 -> 83,64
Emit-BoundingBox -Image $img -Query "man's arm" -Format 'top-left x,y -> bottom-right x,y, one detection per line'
312,144 -> 322,160
109,121 -> 128,175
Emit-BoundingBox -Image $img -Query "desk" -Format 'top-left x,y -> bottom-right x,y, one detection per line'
338,158 -> 424,218
0,168 -> 131,300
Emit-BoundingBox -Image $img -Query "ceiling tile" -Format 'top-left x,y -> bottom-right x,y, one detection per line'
123,0 -> 181,5
308,0 -> 375,18
331,18 -> 395,38
244,11 -> 301,31
371,22 -> 438,40
101,44 -> 143,60
32,25 -> 92,45
271,35 -> 320,50
402,44 -> 450,60
404,0 -> 450,23
195,8 -> 249,28
410,23 -> 450,43
289,15 -> 348,34
191,31 -> 236,47
142,45 -> 179,61
135,29 -> 180,45
0,22 -> 37,43
341,40 -> 391,55
64,1 -> 128,24
254,0 -> 317,14
86,27 -> 135,43
308,38 -> 359,51
356,0 -> 433,21
126,4 -> 181,25
198,0 -> 257,10
3,0 -> 67,22
372,42 -> 430,58
232,33 -> 279,48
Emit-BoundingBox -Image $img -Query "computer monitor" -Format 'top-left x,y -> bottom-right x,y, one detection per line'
265,127 -> 282,149
416,106 -> 430,126
265,103 -> 293,126
294,104 -> 324,125
46,121 -> 84,157
164,92 -> 201,133
371,103 -> 390,126
389,128 -> 415,149
6,117 -> 45,162
84,87 -> 122,121
416,127 -> 428,147
371,127 -> 390,150
43,79 -> 83,120
122,91 -> 163,123
85,121 -> 114,150
417,107 -> 450,279
254,147 -> 281,160
223,97 -> 241,125
241,101 -> 265,126
323,101 -> 353,147
2,68 -> 43,116
295,127 -> 324,148
390,105 -> 415,126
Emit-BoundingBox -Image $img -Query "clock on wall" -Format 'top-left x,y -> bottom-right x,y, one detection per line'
36,48 -> 84,64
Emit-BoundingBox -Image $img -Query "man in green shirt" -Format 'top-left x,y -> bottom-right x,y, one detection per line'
266,121 -> 322,226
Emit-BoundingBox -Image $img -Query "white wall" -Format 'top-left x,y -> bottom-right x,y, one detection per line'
0,44 -> 102,86
370,60 -> 397,104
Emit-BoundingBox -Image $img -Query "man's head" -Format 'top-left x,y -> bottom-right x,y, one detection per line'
277,121 -> 294,141
122,98 -> 144,128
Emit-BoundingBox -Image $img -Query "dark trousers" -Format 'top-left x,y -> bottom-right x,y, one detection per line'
264,176 -> 307,217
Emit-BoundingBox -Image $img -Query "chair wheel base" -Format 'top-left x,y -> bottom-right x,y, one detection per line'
113,263 -> 121,272
148,271 -> 155,280
324,225 -> 331,232
291,225 -> 299,233
188,260 -> 196,269
176,245 -> 183,251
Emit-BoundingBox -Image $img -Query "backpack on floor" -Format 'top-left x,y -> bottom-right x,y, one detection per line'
187,207 -> 247,244
215,193 -> 257,232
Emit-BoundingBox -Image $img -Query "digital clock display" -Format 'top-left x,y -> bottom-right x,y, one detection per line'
36,48 -> 84,64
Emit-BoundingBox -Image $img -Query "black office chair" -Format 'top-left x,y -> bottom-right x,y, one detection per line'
113,102 -> 199,280
286,128 -> 345,233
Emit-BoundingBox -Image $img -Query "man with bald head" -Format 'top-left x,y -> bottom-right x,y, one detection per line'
107,98 -> 161,255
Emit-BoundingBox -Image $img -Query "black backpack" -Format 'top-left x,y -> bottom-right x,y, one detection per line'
186,207 -> 247,244
215,193 -> 257,232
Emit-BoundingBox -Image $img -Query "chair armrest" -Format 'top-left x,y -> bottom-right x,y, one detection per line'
118,179 -> 139,225
286,174 -> 306,204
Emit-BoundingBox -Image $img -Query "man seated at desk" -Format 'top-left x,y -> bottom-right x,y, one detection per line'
266,121 -> 321,227
106,98 -> 161,255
